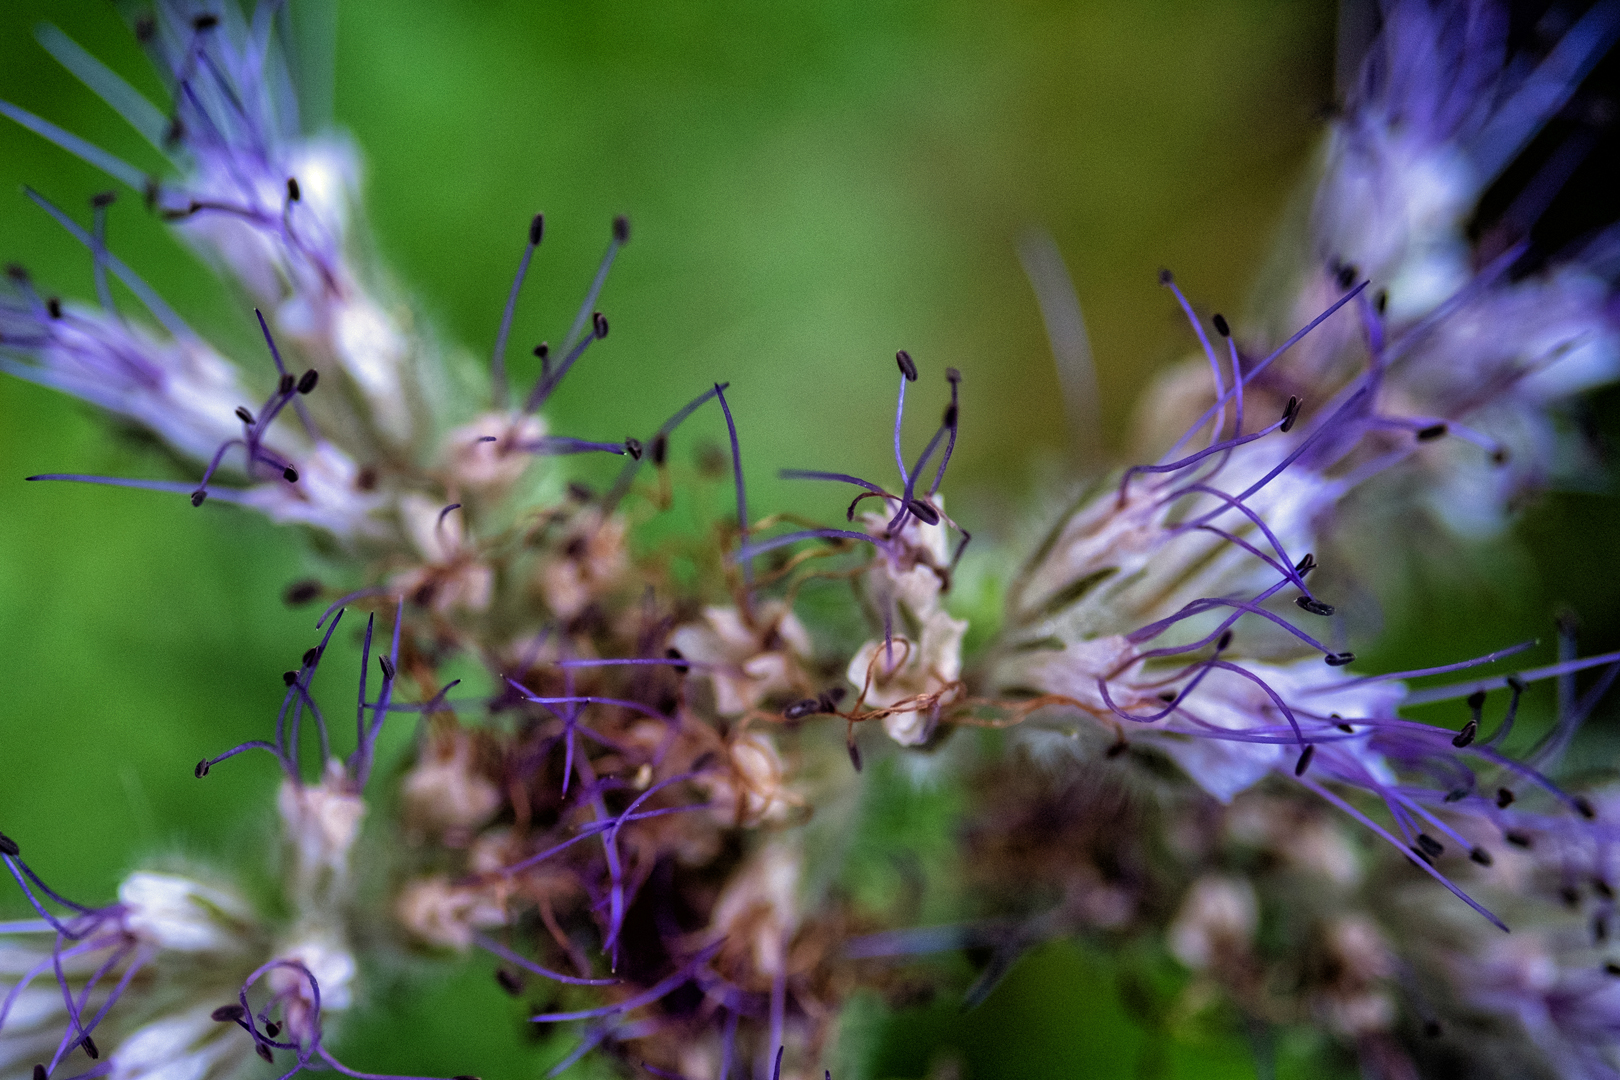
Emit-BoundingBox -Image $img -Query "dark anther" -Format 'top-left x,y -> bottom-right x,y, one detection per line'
1336,263 -> 1357,290
1157,268 -> 1173,285
613,215 -> 630,244
1216,630 -> 1232,651
1609,962 -> 1620,977
906,499 -> 941,525
191,490 -> 208,508
946,366 -> 961,384
33,1065 -> 45,1080
46,298 -> 62,319
495,968 -> 524,996
1212,313 -> 1230,337
357,466 -> 379,491
1444,789 -> 1468,803
1375,290 -> 1388,314
81,1037 -> 98,1060
194,759 -> 211,778
164,117 -> 185,149
0,831 -> 18,857
278,373 -> 296,395
1596,879 -> 1615,900
533,342 -> 549,360
1470,847 -> 1493,866
817,686 -> 847,711
282,671 -> 298,687
212,1004 -> 246,1023
379,656 -> 396,681
1491,447 -> 1509,466
235,406 -> 255,425
1280,396 -> 1302,433
1422,1021 -> 1442,1039
1410,845 -> 1433,866
1337,723 -> 1354,734
650,432 -> 669,467
1295,596 -> 1335,617
567,481 -> 594,502
625,438 -> 643,460
283,466 -> 299,483
1497,787 -> 1515,808
263,1021 -> 281,1038
283,579 -> 321,607
1294,552 -> 1316,576
452,1075 -> 481,1080
1294,744 -> 1315,776
135,17 -> 156,41
528,213 -> 545,246
1562,886 -> 1581,909
943,403 -> 958,427
1324,652 -> 1355,667
896,349 -> 918,381
666,647 -> 689,676
1415,423 -> 1448,441
5,263 -> 27,283
1453,721 -> 1478,748
193,13 -> 219,30
1106,739 -> 1129,759
847,739 -> 863,773
143,177 -> 160,208
783,698 -> 820,721
1416,833 -> 1444,857
256,1043 -> 274,1064
1158,690 -> 1177,703
297,369 -> 319,394
1466,689 -> 1486,711
592,311 -> 609,338
1505,830 -> 1532,848
286,178 -> 301,203
1576,796 -> 1597,819
302,647 -> 320,666
91,191 -> 116,208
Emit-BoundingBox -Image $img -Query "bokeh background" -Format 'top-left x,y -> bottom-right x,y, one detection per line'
0,2 -> 1616,1078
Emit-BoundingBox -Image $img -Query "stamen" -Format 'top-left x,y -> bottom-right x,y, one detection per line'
1280,396 -> 1301,432
1324,652 -> 1355,667
1294,745 -> 1315,776
286,178 -> 300,202
235,406 -> 254,425
490,213 -> 544,409
1470,847 -> 1493,866
1416,834 -> 1444,857
211,1004 -> 246,1022
297,369 -> 318,394
0,832 -> 18,857
1415,423 -> 1448,441
713,383 -> 752,589
895,349 -> 918,381
1213,313 -> 1230,337
1295,596 -> 1335,617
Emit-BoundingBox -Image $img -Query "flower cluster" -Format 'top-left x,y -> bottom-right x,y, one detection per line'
3,2 -> 1620,1079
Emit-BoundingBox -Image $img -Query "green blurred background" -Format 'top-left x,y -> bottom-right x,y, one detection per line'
0,2 -> 1616,1078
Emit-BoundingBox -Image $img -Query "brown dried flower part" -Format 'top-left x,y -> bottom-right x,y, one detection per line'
401,728 -> 502,842
670,601 -> 813,716
697,730 -> 800,827
395,875 -> 508,950
392,493 -> 493,613
535,508 -> 628,620
1310,916 -> 1397,1038
440,411 -> 546,494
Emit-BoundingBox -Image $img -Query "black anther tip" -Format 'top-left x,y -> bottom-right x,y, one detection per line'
665,647 -> 689,675
1324,651 -> 1355,667
1444,788 -> 1468,803
1608,962 -> 1620,977
1452,721 -> 1478,748
943,403 -> 958,428
0,831 -> 18,857
533,342 -> 550,359
1416,833 -> 1444,857
282,671 -> 299,687
946,367 -> 961,384
651,432 -> 668,466
1157,268 -> 1173,286
263,1021 -> 282,1037
612,215 -> 630,243
905,499 -> 940,525
1216,630 -> 1232,651
1280,396 -> 1301,433
1576,795 -> 1597,819
283,579 -> 321,607
1105,739 -> 1129,759
190,489 -> 208,508
1415,423 -> 1448,441
256,1043 -> 274,1064
625,437 -> 643,460
5,263 -> 28,283
192,14 -> 219,31
278,373 -> 296,395
1562,886 -> 1581,908
528,213 -> 544,246
1497,787 -> 1515,808
81,1037 -> 98,1060
302,647 -> 319,666
33,1065 -> 46,1080
194,759 -> 211,779
1375,289 -> 1388,313
1294,552 -> 1316,576
783,698 -> 820,720
46,298 -> 62,320
1294,744 -> 1315,776
379,656 -> 395,681
495,968 -> 523,996
1212,313 -> 1230,337
1336,263 -> 1357,290
283,466 -> 299,483
1422,1021 -> 1442,1039
1470,846 -> 1493,866
1294,596 -> 1335,617
593,312 -> 609,338
1466,689 -> 1487,710
91,191 -> 117,209
297,369 -> 319,394
134,17 -> 156,42
211,1004 -> 245,1023
847,739 -> 863,773
896,349 -> 918,381
452,1075 -> 481,1080
235,406 -> 255,425
1505,830 -> 1532,848
1491,447 -> 1510,466
286,177 -> 300,203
